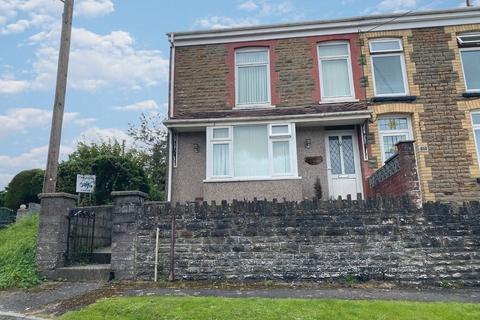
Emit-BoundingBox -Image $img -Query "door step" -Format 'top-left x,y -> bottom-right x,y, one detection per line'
44,264 -> 113,282
92,247 -> 111,264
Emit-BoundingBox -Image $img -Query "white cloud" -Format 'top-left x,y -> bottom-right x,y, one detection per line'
0,0 -> 114,36
237,0 -> 259,11
15,27 -> 170,92
194,16 -> 259,29
75,0 -> 113,18
113,99 -> 159,112
0,78 -> 29,94
0,107 -> 96,138
377,0 -> 416,12
77,127 -> 134,146
0,143 -> 74,190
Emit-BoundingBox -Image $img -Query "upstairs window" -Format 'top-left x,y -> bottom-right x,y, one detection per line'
458,33 -> 480,92
378,116 -> 412,162
235,48 -> 271,108
317,42 -> 354,101
369,39 -> 409,97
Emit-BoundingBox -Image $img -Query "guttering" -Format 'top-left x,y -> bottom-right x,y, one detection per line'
166,8 -> 480,46
164,110 -> 371,128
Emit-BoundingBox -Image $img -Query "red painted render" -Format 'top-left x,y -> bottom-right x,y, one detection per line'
307,33 -> 365,103
225,40 -> 280,108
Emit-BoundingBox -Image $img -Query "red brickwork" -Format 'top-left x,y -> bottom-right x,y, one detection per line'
369,141 -> 422,207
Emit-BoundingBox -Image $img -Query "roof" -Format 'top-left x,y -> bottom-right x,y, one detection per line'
167,7 -> 480,46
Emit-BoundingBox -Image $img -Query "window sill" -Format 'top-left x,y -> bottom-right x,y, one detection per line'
233,104 -> 275,110
463,92 -> 480,98
371,96 -> 416,103
203,176 -> 302,183
319,98 -> 359,104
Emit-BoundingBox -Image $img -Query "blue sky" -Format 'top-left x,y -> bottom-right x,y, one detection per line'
0,0 -> 477,190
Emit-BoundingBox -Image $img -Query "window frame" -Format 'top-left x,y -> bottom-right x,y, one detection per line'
317,41 -> 356,102
369,38 -> 409,97
206,123 -> 299,181
234,47 -> 272,109
377,115 -> 413,163
459,47 -> 480,93
457,33 -> 480,45
470,110 -> 480,169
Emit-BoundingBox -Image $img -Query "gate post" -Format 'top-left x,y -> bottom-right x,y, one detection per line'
36,193 -> 78,274
111,191 -> 147,280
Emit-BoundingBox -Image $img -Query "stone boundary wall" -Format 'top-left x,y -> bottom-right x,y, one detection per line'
126,197 -> 480,286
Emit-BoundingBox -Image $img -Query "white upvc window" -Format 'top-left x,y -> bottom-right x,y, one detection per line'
471,111 -> 480,168
457,33 -> 480,93
235,48 -> 271,108
206,123 -> 298,180
317,41 -> 355,101
369,38 -> 409,97
378,116 -> 413,163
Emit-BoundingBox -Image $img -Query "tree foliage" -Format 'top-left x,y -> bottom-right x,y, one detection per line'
128,112 -> 167,201
4,169 -> 44,210
57,140 -> 150,204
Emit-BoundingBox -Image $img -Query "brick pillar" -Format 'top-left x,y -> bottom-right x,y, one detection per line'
36,193 -> 78,273
111,191 -> 147,280
396,140 -> 422,207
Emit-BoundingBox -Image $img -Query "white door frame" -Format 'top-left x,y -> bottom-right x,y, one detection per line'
325,129 -> 364,199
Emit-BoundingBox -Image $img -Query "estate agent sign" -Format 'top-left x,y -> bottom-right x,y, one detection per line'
76,174 -> 96,193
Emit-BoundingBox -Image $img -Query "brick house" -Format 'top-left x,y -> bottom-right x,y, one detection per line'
164,7 -> 480,204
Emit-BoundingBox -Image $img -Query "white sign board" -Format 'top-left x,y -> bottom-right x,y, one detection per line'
76,174 -> 96,193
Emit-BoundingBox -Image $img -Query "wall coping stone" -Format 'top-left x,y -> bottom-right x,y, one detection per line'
111,191 -> 148,198
38,192 -> 78,200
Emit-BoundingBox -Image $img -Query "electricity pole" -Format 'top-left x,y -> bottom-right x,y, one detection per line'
43,0 -> 74,193
466,0 -> 472,7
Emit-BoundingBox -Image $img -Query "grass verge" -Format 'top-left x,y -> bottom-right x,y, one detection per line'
0,214 -> 41,289
60,296 -> 480,320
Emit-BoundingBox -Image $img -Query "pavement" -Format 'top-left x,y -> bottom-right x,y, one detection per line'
0,281 -> 479,319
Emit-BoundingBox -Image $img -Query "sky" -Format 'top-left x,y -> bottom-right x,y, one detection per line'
0,0 -> 478,190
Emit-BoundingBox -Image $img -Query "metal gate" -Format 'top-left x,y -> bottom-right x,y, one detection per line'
66,208 -> 96,264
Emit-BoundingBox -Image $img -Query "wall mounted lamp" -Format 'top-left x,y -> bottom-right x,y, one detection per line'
305,138 -> 311,149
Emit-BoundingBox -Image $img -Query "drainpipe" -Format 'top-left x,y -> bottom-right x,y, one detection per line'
166,33 -> 175,202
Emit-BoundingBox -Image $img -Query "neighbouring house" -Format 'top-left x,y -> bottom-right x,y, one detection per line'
164,7 -> 480,204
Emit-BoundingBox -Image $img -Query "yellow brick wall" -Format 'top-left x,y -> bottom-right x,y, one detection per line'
458,100 -> 480,178
360,30 -> 420,98
445,24 -> 480,94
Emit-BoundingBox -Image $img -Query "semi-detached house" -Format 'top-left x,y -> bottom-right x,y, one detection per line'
164,7 -> 480,204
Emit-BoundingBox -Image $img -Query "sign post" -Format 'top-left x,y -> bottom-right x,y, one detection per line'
76,174 -> 96,205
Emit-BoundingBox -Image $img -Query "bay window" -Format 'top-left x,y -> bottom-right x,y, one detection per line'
369,39 -> 409,97
206,123 -> 298,180
378,116 -> 412,162
317,42 -> 354,101
235,48 -> 271,107
458,33 -> 480,92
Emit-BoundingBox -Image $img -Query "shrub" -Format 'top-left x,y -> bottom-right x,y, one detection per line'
4,169 -> 44,210
0,214 -> 42,289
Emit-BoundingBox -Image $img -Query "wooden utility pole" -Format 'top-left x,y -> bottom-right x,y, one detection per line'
43,0 -> 74,193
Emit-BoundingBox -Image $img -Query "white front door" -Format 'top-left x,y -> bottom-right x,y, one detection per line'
325,131 -> 363,200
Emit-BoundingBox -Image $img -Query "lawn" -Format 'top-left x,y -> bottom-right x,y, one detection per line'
60,296 -> 480,320
0,214 -> 42,289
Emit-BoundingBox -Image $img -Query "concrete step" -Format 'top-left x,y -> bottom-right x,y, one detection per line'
46,264 -> 113,282
92,247 -> 111,264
